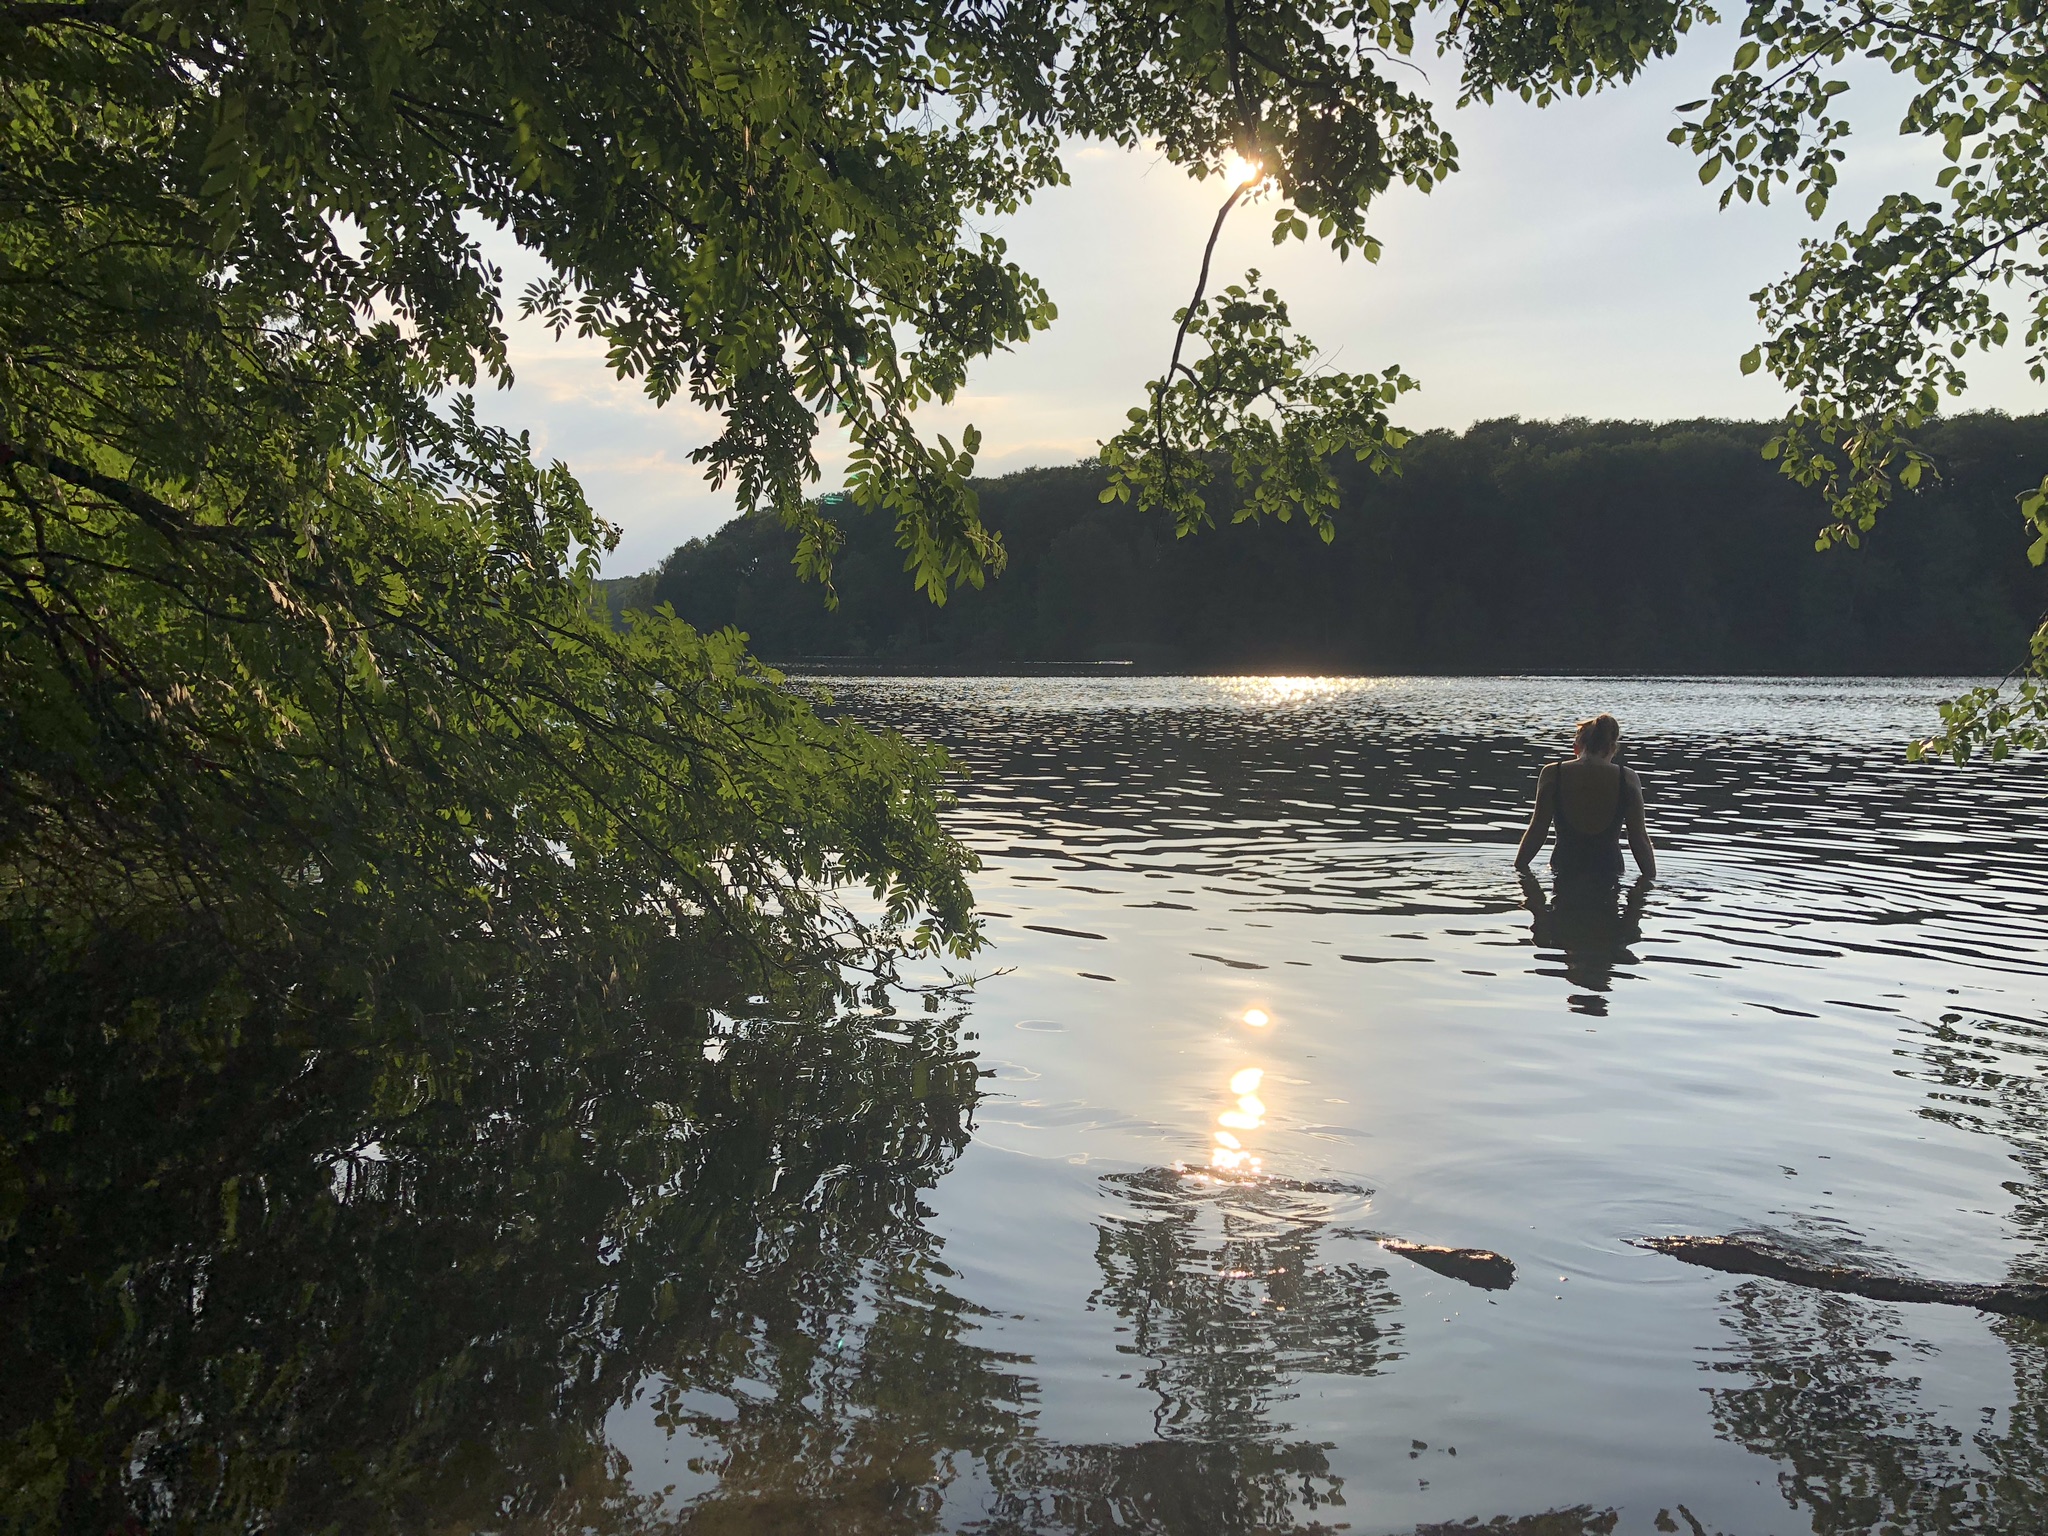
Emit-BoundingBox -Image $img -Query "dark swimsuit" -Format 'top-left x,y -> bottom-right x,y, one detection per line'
1550,761 -> 1627,882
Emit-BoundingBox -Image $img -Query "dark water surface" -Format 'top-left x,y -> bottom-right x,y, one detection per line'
609,676 -> 2048,1534
12,676 -> 2048,1535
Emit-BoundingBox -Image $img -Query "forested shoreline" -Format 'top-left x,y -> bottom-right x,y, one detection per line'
637,414 -> 2048,675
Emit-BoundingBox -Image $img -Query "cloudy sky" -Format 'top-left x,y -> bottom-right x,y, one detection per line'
476,27 -> 2044,574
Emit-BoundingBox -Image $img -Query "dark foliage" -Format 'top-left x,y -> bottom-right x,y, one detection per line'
650,415 -> 2048,674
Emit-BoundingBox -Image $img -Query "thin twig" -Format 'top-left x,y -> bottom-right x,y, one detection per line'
1153,177 -> 1255,473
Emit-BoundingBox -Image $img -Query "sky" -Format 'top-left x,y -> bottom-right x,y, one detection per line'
474,27 -> 2045,575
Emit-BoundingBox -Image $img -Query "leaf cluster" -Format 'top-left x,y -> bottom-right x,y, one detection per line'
1097,273 -> 1415,538
1653,0 -> 2048,755
1065,0 -> 1461,247
1449,0 -> 1711,104
2,0 -> 997,1029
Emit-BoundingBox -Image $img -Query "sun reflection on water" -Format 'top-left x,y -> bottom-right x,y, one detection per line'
1218,1095 -> 1265,1131
1209,675 -> 1383,708
1211,1065 -> 1268,1172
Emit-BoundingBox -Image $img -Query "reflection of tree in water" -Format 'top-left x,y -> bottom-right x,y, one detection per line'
667,1164 -> 1389,1534
1412,1512 -> 1617,1536
662,1158 -> 1620,1536
661,1281 -> 1358,1536
1703,1285 -> 2048,1534
975,1438 -> 1346,1536
1700,1001 -> 2048,1533
0,927 -> 985,1534
2,926 -> 1567,1536
1088,1167 -> 1403,1441
1914,1007 -> 2048,1277
655,1250 -> 1033,1535
677,1389 -> 1352,1536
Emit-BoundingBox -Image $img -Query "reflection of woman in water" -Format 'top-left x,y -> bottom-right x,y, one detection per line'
1519,867 -> 1652,1001
1513,713 -> 1656,881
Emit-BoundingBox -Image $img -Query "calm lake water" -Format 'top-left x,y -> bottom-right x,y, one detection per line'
19,676 -> 2048,1535
611,675 -> 2048,1534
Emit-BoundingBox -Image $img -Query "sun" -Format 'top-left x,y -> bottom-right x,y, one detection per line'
1223,150 -> 1266,188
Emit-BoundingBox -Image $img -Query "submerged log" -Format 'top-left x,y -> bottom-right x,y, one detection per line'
1639,1234 -> 2048,1322
1379,1239 -> 1517,1291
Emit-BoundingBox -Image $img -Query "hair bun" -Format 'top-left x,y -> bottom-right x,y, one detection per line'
1574,713 -> 1620,753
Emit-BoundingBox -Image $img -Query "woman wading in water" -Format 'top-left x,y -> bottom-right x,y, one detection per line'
1514,713 -> 1656,882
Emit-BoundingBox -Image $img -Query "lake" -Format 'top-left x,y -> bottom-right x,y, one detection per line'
13,675 -> 2048,1535
611,675 -> 2048,1533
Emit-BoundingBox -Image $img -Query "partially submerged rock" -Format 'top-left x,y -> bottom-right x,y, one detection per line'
1638,1234 -> 2048,1322
1380,1239 -> 1517,1292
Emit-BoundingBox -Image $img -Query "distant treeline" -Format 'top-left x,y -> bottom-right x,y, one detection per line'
631,415 -> 2048,673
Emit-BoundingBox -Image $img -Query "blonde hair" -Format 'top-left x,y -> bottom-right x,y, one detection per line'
1574,713 -> 1620,755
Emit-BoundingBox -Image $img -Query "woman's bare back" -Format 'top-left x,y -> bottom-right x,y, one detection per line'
1555,758 -> 1622,834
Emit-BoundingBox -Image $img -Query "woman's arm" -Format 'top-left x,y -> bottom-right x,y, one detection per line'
1513,764 -> 1556,869
1622,767 -> 1656,879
